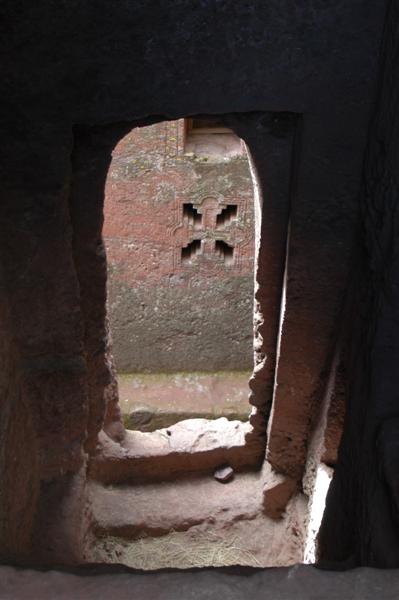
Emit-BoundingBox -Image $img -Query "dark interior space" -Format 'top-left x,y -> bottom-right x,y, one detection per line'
3,0 -> 399,597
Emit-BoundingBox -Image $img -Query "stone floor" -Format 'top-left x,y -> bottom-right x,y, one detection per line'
1,564 -> 399,600
87,467 -> 306,569
118,371 -> 251,431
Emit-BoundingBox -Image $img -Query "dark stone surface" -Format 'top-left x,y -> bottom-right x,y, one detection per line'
319,0 -> 399,568
0,0 -> 389,564
1,564 -> 399,600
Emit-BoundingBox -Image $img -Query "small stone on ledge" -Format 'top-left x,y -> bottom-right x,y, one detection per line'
214,465 -> 234,483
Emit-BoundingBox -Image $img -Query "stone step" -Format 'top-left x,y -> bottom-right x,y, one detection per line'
87,471 -> 307,569
88,417 -> 264,485
89,471 -> 263,539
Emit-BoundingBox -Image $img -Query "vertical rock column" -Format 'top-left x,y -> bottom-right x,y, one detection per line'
69,125 -> 128,451
319,0 -> 399,567
0,123 -> 88,560
228,113 -> 298,443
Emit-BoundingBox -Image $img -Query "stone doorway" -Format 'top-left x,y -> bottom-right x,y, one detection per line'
102,117 -> 257,440
70,110 -> 314,572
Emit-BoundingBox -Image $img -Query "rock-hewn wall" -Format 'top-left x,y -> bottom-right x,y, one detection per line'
319,0 -> 399,568
103,119 -> 255,372
0,0 -> 387,563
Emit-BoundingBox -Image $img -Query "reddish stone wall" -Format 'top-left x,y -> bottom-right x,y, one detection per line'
103,120 -> 255,372
1,0 -> 387,566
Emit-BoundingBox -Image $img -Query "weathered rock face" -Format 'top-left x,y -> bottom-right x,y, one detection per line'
89,418 -> 261,485
319,0 -> 399,568
0,0 -> 388,565
104,119 -> 255,372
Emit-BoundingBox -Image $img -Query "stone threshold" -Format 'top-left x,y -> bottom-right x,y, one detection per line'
89,417 -> 264,485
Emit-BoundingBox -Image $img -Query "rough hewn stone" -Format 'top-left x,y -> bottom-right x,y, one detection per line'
104,119 -> 255,372
89,418 -> 263,485
0,0 -> 388,565
319,0 -> 399,567
86,473 -> 306,568
1,565 -> 399,600
262,464 -> 298,521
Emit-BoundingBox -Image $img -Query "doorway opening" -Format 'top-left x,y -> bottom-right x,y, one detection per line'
103,116 -> 257,436
86,113 -> 308,571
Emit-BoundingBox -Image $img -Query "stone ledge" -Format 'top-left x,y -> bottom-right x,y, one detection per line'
1,565 -> 398,600
88,471 -> 263,539
88,418 -> 264,484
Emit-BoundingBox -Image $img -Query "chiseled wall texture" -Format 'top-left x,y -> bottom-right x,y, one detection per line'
103,119 -> 255,372
0,0 -> 388,564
